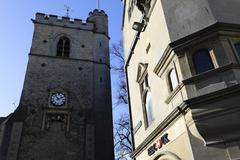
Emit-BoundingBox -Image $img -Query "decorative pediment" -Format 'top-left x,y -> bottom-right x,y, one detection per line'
136,0 -> 151,15
136,63 -> 148,83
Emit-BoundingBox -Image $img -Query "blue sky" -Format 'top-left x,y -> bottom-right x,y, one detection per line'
0,0 -> 124,118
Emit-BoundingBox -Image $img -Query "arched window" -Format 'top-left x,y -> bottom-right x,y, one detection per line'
192,49 -> 214,74
137,63 -> 155,127
57,37 -> 70,57
168,68 -> 178,92
145,91 -> 154,125
234,43 -> 240,58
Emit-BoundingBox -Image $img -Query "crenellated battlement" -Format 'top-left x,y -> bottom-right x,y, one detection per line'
32,12 -> 94,30
88,9 -> 108,17
87,9 -> 109,35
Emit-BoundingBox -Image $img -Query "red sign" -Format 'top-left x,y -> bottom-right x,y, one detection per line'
154,139 -> 163,149
147,133 -> 170,156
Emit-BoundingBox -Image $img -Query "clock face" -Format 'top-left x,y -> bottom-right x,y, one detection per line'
51,93 -> 66,106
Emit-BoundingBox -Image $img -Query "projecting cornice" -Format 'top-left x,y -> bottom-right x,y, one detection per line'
154,22 -> 240,76
131,84 -> 240,158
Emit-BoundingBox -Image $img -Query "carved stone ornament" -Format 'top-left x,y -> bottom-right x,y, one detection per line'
136,0 -> 151,15
45,114 -> 68,131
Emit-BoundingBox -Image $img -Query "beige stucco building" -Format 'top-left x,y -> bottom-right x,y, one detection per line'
122,0 -> 240,159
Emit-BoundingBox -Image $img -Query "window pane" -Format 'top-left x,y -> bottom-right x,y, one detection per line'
234,43 -> 240,57
64,40 -> 70,57
57,39 -> 63,56
169,69 -> 178,91
192,50 -> 214,74
145,92 -> 154,125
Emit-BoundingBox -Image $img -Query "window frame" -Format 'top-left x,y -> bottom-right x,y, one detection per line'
139,78 -> 154,128
143,90 -> 154,126
137,63 -> 155,128
192,49 -> 214,74
57,37 -> 71,57
234,42 -> 240,59
168,68 -> 179,92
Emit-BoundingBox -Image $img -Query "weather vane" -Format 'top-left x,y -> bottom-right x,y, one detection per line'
64,5 -> 71,17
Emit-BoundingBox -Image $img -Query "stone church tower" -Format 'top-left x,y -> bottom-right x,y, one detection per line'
0,9 -> 114,160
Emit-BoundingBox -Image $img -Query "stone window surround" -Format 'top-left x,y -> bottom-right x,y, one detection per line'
164,63 -> 183,105
167,65 -> 179,93
153,54 -> 182,104
186,46 -> 219,77
57,36 -> 71,57
141,87 -> 154,127
191,49 -> 215,74
136,63 -> 154,128
52,33 -> 74,57
230,39 -> 240,63
153,25 -> 240,81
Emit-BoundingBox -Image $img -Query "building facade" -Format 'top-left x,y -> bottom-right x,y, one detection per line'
0,9 -> 114,160
122,0 -> 240,159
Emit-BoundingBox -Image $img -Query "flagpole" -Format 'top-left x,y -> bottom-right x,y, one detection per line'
97,0 -> 100,10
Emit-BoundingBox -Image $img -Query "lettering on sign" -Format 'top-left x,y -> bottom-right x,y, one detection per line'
147,133 -> 170,156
